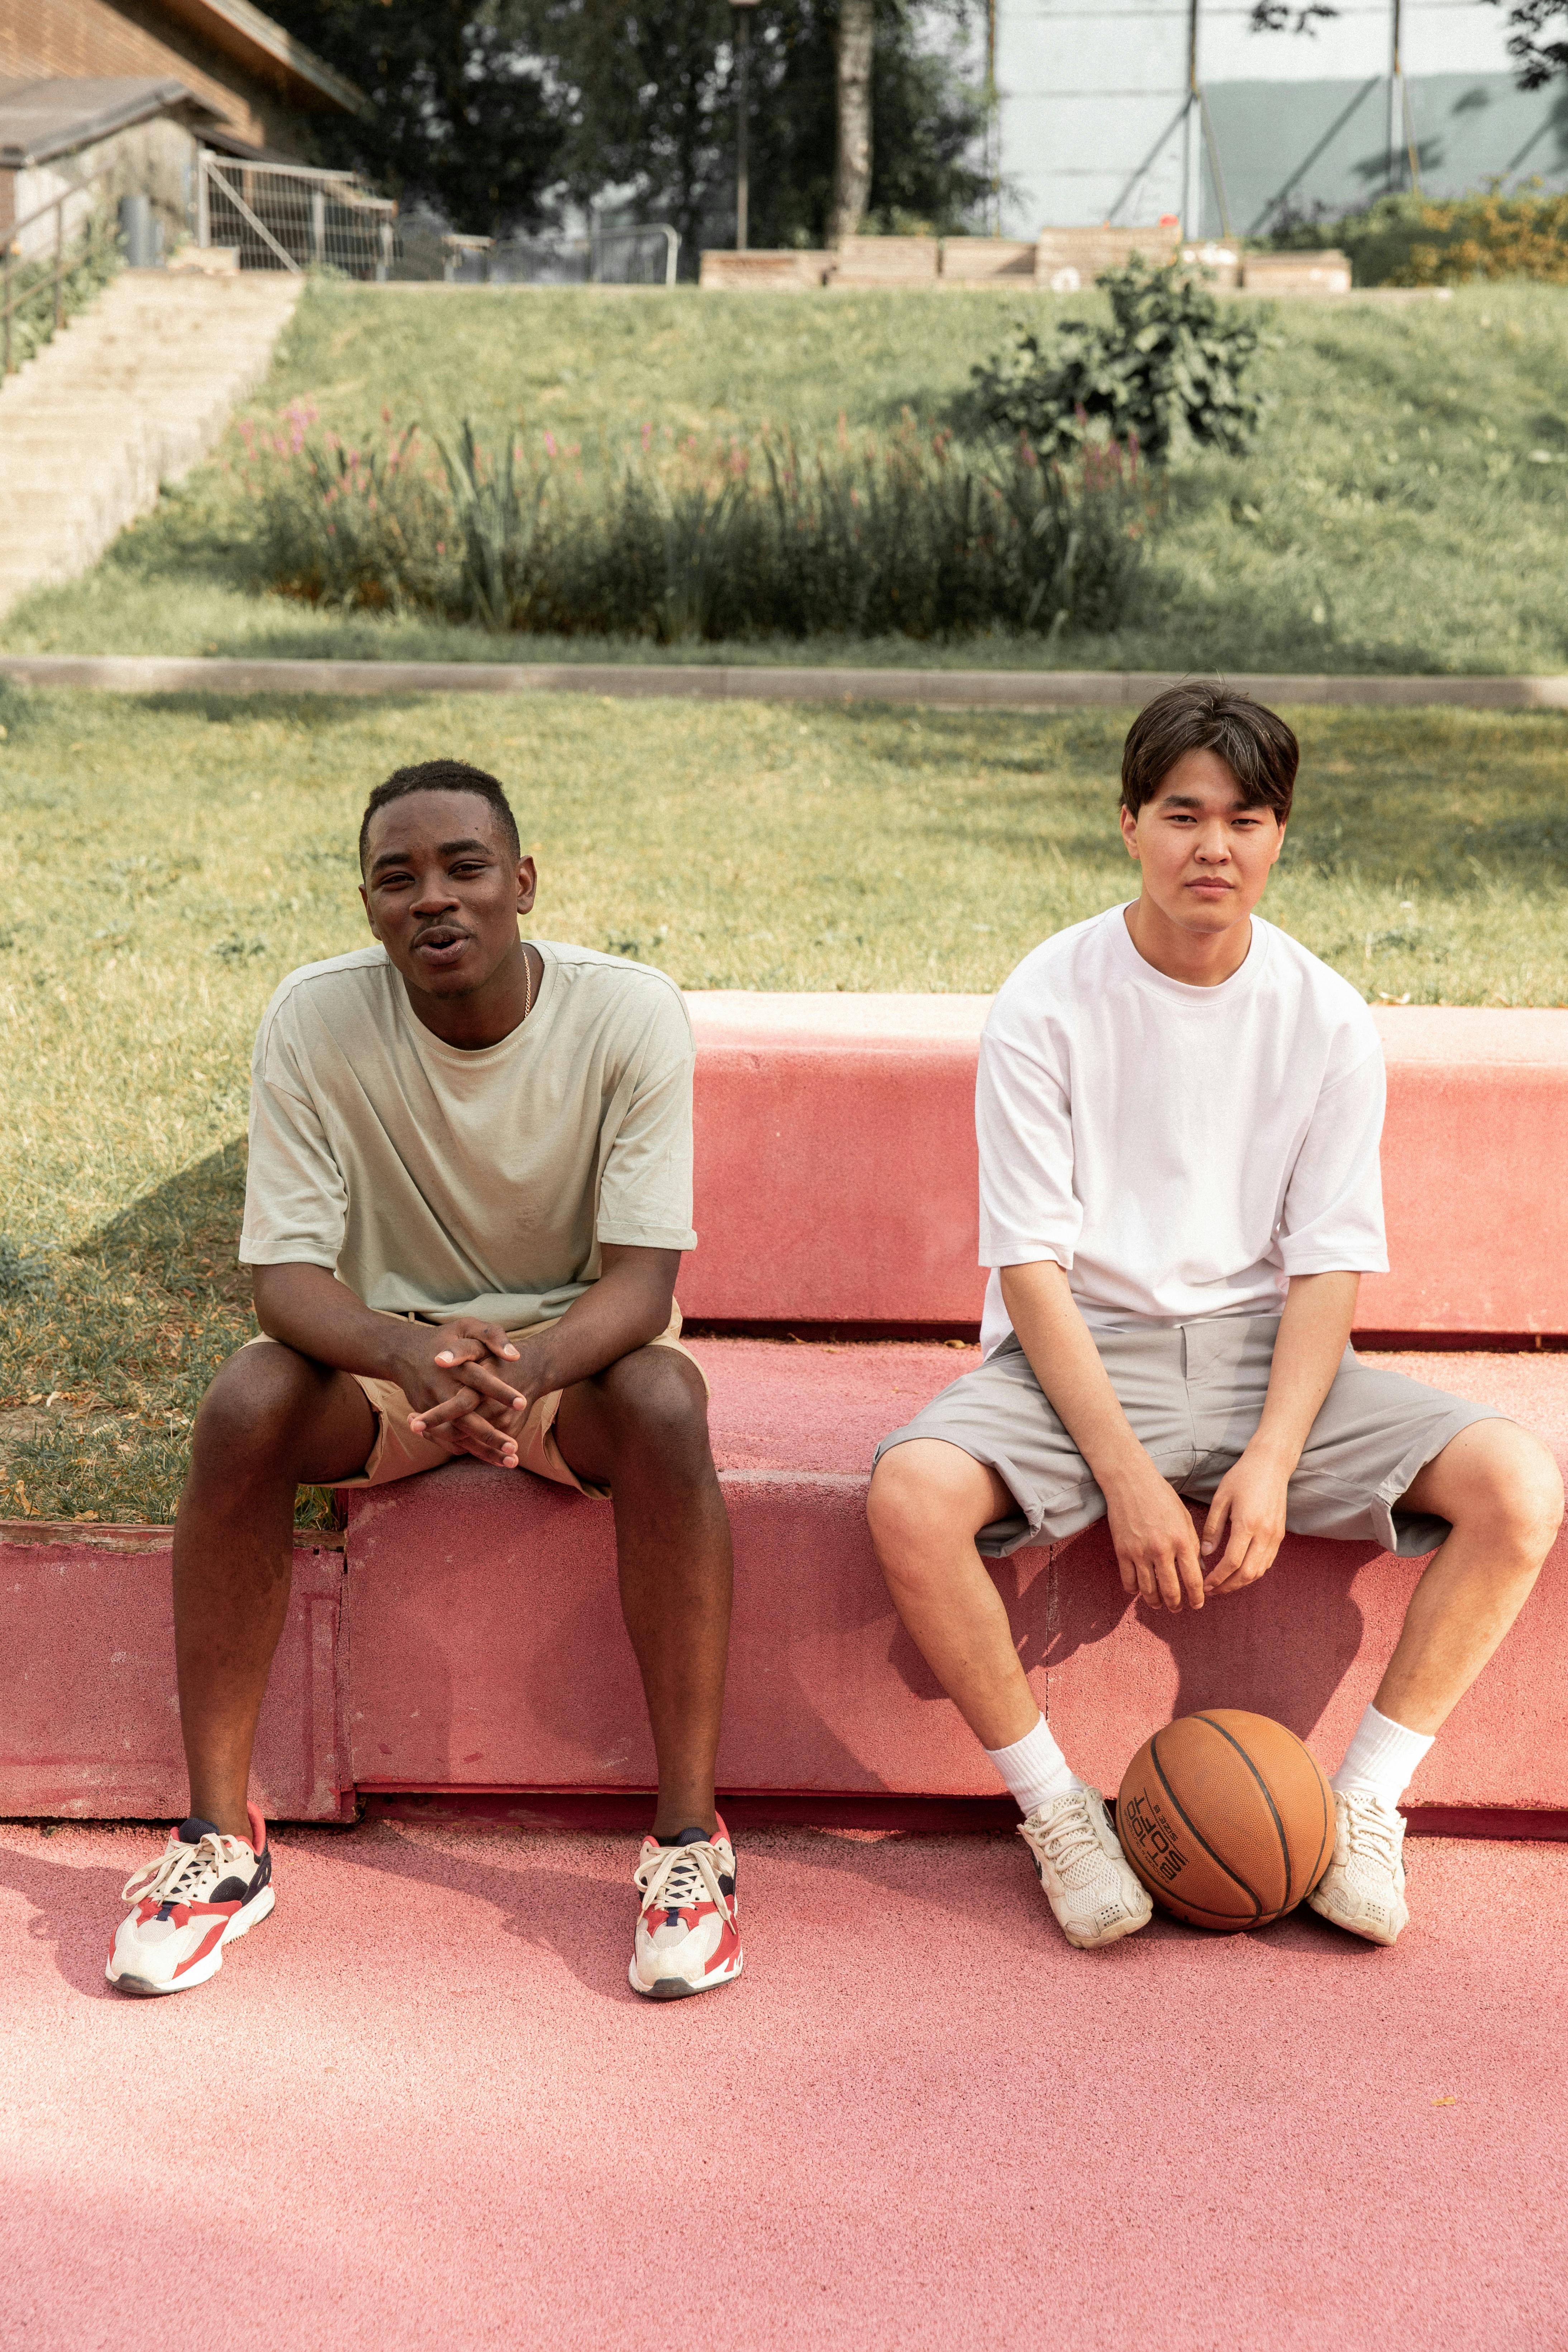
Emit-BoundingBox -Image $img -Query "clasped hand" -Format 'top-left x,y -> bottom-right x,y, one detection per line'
389,1317 -> 542,1469
1106,1442 -> 1292,1613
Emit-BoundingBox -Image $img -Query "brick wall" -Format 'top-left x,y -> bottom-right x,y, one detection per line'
0,0 -> 314,152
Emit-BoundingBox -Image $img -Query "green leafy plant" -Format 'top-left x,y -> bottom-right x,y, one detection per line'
243,411 -> 1157,642
1263,187 -> 1568,286
969,256 -> 1270,466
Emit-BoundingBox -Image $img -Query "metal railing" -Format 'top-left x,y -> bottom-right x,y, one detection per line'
197,151 -> 395,279
436,223 -> 682,287
1,166 -> 119,378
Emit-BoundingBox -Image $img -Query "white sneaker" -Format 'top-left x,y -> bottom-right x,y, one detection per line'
1306,1790 -> 1409,1947
1018,1785 -> 1154,1951
629,1818 -> 743,2000
106,1804 -> 275,1996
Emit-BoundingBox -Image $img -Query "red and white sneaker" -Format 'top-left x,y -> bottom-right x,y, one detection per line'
106,1804 -> 274,1997
629,1818 -> 743,2000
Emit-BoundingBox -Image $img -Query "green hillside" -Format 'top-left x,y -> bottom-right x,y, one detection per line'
5,278 -> 1567,676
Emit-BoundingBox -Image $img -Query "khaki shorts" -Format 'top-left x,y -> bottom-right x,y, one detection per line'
249,1306 -> 706,1499
873,1314 -> 1502,1560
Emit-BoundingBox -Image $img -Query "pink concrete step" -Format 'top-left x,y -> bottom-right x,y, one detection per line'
0,1528 -> 349,1820
682,1000 -> 1568,1338
4,1354 -> 1564,1827
341,1342 -> 1568,1825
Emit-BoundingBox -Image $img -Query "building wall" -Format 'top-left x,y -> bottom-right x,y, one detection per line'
996,0 -> 1568,235
4,114 -> 196,255
0,0 -> 313,152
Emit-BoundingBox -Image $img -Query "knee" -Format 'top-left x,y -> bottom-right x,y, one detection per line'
1465,1428 -> 1564,1566
594,1348 -> 713,1484
867,1443 -> 978,1581
190,1343 -> 321,1473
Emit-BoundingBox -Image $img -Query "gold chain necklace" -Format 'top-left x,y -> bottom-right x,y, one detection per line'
522,943 -> 535,1022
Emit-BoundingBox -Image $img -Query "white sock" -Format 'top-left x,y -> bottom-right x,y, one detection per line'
1331,1704 -> 1435,1810
985,1713 -> 1079,1816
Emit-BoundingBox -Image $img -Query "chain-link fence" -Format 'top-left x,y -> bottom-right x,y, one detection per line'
407,222 -> 681,287
197,153 -> 394,278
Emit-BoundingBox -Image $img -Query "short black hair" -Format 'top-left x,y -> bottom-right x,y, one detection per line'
1121,682 -> 1298,823
359,759 -> 521,871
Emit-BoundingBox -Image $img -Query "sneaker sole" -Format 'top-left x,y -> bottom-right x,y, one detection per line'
628,1952 -> 743,2001
1305,1888 -> 1407,1947
1058,1906 -> 1153,1952
107,1883 -> 276,1997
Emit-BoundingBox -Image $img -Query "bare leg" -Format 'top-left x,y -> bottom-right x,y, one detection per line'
554,1347 -> 733,1842
866,1438 -> 1036,1751
1373,1419 -> 1563,1733
173,1343 -> 378,1839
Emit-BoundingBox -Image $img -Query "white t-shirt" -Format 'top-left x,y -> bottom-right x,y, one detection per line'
976,905 -> 1388,1356
239,940 -> 697,1330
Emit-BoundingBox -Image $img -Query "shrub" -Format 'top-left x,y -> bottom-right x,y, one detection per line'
1262,189 -> 1568,286
968,257 -> 1269,466
243,411 -> 1157,642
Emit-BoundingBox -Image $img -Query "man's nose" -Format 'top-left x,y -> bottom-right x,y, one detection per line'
1193,824 -> 1231,861
410,873 -> 459,910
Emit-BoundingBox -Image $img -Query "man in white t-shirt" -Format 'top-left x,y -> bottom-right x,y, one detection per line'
868,683 -> 1562,1952
108,760 -> 742,2004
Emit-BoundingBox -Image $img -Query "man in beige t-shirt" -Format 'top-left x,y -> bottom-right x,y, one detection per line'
108,758 -> 743,2006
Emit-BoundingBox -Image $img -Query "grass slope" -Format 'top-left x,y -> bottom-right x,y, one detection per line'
0,680 -> 1563,1522
4,281 -> 1567,675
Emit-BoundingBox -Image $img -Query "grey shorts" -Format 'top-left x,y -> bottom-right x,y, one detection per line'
872,1315 -> 1502,1560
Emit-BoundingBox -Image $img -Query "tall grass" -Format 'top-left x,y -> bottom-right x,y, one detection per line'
245,411 -> 1153,642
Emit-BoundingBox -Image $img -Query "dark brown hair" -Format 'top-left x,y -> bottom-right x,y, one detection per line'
1120,682 -> 1298,822
359,758 -> 521,870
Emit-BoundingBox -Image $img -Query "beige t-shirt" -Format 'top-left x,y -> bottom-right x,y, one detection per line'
239,940 -> 697,1328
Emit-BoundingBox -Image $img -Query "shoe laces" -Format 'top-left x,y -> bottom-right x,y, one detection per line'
634,1838 -> 733,1927
1021,1790 -> 1108,1892
1340,1792 -> 1403,1872
121,1828 -> 246,1909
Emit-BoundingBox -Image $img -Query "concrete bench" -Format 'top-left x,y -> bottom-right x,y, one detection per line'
681,999 -> 1568,1342
6,1346 -> 1564,1828
3,1001 -> 1564,1828
828,236 -> 940,288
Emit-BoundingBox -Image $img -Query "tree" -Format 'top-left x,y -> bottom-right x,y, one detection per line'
265,1 -> 987,254
831,0 -> 874,240
263,0 -> 564,232
1487,1 -> 1568,87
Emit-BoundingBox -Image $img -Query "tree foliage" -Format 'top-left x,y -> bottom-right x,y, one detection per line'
267,1 -> 987,251
1487,0 -> 1568,87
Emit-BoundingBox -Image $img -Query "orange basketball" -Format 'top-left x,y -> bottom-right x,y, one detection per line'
1116,1710 -> 1336,1931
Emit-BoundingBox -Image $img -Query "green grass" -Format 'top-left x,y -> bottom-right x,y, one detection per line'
5,280 -> 1568,674
0,679 -> 1563,1524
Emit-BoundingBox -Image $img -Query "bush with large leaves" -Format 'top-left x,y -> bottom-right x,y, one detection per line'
970,258 -> 1269,467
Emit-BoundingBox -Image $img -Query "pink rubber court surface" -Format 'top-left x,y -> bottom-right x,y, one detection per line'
1,1822 -> 1563,2351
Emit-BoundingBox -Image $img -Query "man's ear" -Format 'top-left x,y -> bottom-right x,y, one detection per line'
515,854 -> 538,913
358,880 -> 380,938
1119,804 -> 1140,861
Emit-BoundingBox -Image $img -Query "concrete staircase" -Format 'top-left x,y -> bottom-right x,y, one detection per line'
0,268 -> 302,618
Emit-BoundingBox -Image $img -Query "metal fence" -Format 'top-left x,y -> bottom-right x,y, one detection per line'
197,151 -> 395,278
434,223 -> 682,287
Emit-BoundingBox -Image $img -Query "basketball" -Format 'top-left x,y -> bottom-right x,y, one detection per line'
1116,1710 -> 1336,1931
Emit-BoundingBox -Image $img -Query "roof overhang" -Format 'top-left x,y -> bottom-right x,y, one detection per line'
0,76 -> 224,170
155,0 -> 364,116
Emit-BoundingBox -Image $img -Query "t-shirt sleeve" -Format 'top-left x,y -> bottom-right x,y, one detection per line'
1278,1039 -> 1388,1277
595,983 -> 698,1253
238,1002 -> 349,1272
976,1016 -> 1083,1271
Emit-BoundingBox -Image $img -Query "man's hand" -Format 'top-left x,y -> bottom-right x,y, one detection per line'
1199,1441 -> 1292,1596
1104,1457 -> 1207,1613
387,1318 -> 534,1469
